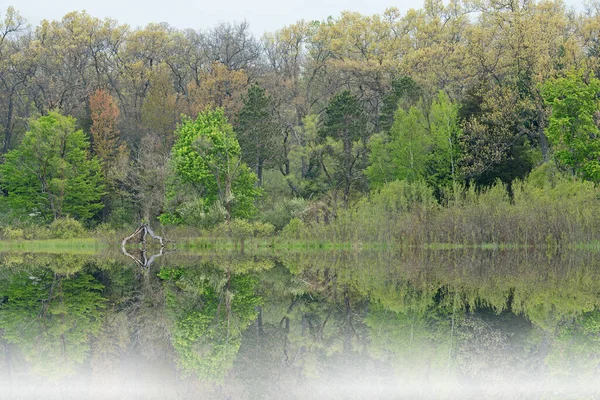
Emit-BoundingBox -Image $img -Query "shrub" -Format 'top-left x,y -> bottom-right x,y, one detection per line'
260,197 -> 309,231
2,227 -> 24,240
252,221 -> 275,237
281,218 -> 306,240
48,217 -> 86,239
162,199 -> 227,229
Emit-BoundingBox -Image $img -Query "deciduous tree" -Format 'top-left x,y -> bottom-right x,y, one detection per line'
0,111 -> 105,221
162,108 -> 260,225
542,71 -> 600,182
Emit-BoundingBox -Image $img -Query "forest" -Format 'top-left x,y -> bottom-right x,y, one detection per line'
1,0 -> 600,244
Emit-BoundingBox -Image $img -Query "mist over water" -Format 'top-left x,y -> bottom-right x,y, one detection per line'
1,249 -> 600,399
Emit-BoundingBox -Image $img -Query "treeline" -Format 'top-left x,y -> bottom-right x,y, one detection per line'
1,1 -> 600,239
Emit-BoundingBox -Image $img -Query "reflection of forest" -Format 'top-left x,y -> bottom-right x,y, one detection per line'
1,249 -> 600,398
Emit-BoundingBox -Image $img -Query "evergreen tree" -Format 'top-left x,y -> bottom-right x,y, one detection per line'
236,85 -> 281,185
319,91 -> 369,205
379,77 -> 422,133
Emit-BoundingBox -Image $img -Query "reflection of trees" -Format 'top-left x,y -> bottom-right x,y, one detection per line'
366,299 -> 454,383
159,261 -> 263,382
544,309 -> 600,383
0,269 -> 105,378
234,261 -> 375,399
94,254 -> 172,367
0,253 -> 88,275
2,249 -> 600,395
278,250 -> 600,391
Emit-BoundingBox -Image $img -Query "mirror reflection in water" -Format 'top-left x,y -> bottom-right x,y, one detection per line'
1,249 -> 600,399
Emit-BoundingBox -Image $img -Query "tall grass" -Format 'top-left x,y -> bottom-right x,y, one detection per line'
292,164 -> 600,247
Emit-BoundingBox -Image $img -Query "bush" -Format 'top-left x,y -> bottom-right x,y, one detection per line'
281,218 -> 306,240
48,217 -> 86,239
252,221 -> 275,237
260,197 -> 309,231
2,227 -> 25,240
160,199 -> 227,229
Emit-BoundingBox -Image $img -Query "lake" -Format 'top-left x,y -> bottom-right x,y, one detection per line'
1,248 -> 600,399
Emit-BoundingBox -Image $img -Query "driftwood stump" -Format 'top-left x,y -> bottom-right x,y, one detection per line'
121,224 -> 168,268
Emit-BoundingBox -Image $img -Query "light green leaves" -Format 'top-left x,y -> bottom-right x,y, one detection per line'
0,111 -> 105,222
542,71 -> 600,182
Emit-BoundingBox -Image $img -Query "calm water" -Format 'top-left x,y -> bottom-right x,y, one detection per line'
1,248 -> 600,399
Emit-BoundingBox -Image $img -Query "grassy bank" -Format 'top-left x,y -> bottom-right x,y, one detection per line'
0,238 -> 106,254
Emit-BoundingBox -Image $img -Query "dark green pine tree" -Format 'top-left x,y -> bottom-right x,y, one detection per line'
379,76 -> 421,133
320,91 -> 369,205
236,85 -> 281,186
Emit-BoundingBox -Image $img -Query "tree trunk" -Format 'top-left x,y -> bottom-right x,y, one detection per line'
256,305 -> 264,336
256,159 -> 263,187
2,89 -> 15,155
539,131 -> 549,161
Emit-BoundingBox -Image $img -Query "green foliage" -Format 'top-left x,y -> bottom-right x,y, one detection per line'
367,106 -> 430,186
361,179 -> 439,215
48,217 -> 86,239
542,71 -> 600,182
367,91 -> 461,197
251,221 -> 275,237
0,270 -> 105,378
161,108 -> 261,225
320,91 -> 369,204
159,265 -> 262,382
379,76 -> 422,132
1,226 -> 24,240
458,84 -> 539,188
281,217 -> 307,239
236,84 -> 281,184
260,197 -> 309,231
163,197 -> 227,229
0,112 -> 105,222
213,219 -> 276,240
226,219 -> 254,240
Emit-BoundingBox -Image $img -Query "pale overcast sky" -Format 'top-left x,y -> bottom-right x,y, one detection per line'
1,0 -> 585,36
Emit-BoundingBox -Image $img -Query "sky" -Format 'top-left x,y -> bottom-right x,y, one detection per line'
2,0 -> 585,36
4,0 -> 412,36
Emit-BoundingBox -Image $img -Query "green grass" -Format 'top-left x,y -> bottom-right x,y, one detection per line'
0,238 -> 106,254
177,236 -> 397,252
423,242 -> 532,250
1,236 -> 599,256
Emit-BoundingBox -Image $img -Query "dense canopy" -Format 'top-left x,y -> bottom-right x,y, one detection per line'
0,1 -> 599,230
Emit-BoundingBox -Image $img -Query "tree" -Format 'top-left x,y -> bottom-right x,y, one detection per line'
379,77 -> 422,133
236,85 -> 281,185
89,89 -> 128,181
319,91 -> 369,205
367,92 -> 461,197
140,63 -> 180,151
0,7 -> 32,155
161,108 -> 260,225
367,103 -> 431,187
184,62 -> 248,123
425,91 -> 462,194
459,84 -> 538,188
0,111 -> 105,221
542,71 -> 600,182
128,134 -> 170,223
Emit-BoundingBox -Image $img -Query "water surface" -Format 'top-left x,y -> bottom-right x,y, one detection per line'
1,248 -> 600,399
